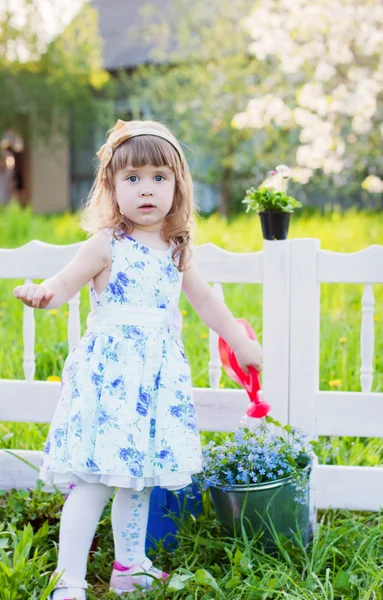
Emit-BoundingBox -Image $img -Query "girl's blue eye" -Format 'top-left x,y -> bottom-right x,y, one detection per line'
126,175 -> 165,182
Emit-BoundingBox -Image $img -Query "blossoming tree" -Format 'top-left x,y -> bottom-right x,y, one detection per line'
233,0 -> 383,198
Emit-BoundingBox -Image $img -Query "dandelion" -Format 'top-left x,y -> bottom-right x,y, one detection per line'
1,302 -> 6,307
181,309 -> 188,316
329,379 -> 342,389
339,337 -> 347,344
374,316 -> 379,322
47,375 -> 61,382
200,332 -> 208,339
65,311 -> 69,317
48,309 -> 58,315
219,383 -> 225,388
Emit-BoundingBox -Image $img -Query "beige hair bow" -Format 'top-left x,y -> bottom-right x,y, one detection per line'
96,119 -> 183,170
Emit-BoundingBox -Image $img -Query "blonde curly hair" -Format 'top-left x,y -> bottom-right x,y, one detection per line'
80,120 -> 196,271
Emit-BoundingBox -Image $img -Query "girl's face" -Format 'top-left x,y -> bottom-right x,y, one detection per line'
115,164 -> 175,232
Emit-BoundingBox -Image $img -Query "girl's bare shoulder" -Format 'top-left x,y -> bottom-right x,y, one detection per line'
83,229 -> 112,269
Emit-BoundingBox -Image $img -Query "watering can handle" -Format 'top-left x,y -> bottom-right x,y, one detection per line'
228,351 -> 261,403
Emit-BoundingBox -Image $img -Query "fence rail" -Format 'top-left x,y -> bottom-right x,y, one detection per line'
1,238 -> 382,510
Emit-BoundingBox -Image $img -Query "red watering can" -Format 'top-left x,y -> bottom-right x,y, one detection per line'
218,318 -> 271,419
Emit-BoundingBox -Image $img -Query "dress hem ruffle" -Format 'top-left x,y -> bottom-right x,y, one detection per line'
39,466 -> 203,492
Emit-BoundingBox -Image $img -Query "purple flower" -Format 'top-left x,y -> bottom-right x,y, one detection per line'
136,386 -> 150,416
133,261 -> 145,270
98,409 -> 109,425
122,326 -> 145,340
154,370 -> 161,390
116,271 -> 129,286
111,377 -> 123,389
129,461 -> 143,477
91,372 -> 103,387
170,405 -> 183,418
119,448 -> 134,461
159,449 -> 171,459
86,458 -> 99,471
87,336 -> 96,353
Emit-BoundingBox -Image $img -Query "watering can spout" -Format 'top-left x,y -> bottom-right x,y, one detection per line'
239,413 -> 263,430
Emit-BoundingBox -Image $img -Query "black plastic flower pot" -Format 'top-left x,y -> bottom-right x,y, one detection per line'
259,211 -> 291,240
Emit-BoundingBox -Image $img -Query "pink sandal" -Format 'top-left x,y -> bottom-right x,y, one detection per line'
110,557 -> 169,594
49,572 -> 88,600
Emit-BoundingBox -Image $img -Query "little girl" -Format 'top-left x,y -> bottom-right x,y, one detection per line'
13,119 -> 262,599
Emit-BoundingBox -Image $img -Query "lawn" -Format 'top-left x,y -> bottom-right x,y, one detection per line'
0,202 -> 382,598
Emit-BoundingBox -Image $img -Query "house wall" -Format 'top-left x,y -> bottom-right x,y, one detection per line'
29,120 -> 70,213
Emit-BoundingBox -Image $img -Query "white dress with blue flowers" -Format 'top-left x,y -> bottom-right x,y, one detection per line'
39,231 -> 203,491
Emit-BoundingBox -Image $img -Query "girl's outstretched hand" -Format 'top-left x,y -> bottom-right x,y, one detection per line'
13,284 -> 55,309
234,339 -> 263,373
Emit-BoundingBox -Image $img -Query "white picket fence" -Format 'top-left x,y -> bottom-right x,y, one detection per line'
0,238 -> 382,511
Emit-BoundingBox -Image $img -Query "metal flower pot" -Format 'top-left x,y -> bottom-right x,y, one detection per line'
210,476 -> 310,548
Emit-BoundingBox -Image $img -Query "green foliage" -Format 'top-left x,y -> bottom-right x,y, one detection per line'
0,522 -> 58,599
243,186 -> 303,213
0,204 -> 383,596
1,491 -> 383,598
0,480 -> 63,536
0,1 -> 111,143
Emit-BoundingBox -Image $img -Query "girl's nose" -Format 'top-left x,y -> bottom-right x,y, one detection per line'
139,188 -> 154,197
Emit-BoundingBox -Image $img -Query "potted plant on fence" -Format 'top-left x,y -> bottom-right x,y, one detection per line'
243,165 -> 302,240
197,416 -> 314,548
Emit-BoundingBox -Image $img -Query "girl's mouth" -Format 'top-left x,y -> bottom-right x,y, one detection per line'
138,203 -> 156,213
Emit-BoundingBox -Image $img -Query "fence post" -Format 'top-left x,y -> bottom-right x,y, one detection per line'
262,240 -> 291,424
289,238 -> 321,526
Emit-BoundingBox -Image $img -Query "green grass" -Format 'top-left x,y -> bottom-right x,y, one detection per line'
0,202 -> 383,598
1,485 -> 383,599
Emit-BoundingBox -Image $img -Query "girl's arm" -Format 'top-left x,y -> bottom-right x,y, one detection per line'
182,261 -> 263,372
13,231 -> 111,310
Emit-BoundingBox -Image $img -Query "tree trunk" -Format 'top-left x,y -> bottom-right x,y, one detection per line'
219,178 -> 231,217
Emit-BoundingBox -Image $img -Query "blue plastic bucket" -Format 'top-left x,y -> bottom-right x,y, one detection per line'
145,481 -> 202,552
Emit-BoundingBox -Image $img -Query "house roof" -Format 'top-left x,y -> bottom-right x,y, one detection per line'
90,0 -> 173,70
90,0 -> 256,71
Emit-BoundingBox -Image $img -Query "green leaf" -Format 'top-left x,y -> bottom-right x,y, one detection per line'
194,569 -> 222,594
334,570 -> 350,592
225,575 -> 241,589
267,577 -> 278,589
168,573 -> 189,590
224,547 -> 233,561
3,450 -> 39,472
234,548 -> 243,567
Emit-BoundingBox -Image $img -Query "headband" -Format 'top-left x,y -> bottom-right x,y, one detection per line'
96,119 -> 183,170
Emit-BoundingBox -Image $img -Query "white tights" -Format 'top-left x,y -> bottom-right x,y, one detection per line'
53,482 -> 152,600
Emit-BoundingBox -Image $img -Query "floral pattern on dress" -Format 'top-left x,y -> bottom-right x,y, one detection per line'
39,231 -> 203,491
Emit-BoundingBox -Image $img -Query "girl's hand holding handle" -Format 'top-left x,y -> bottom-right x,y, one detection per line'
233,338 -> 263,373
13,284 -> 55,309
